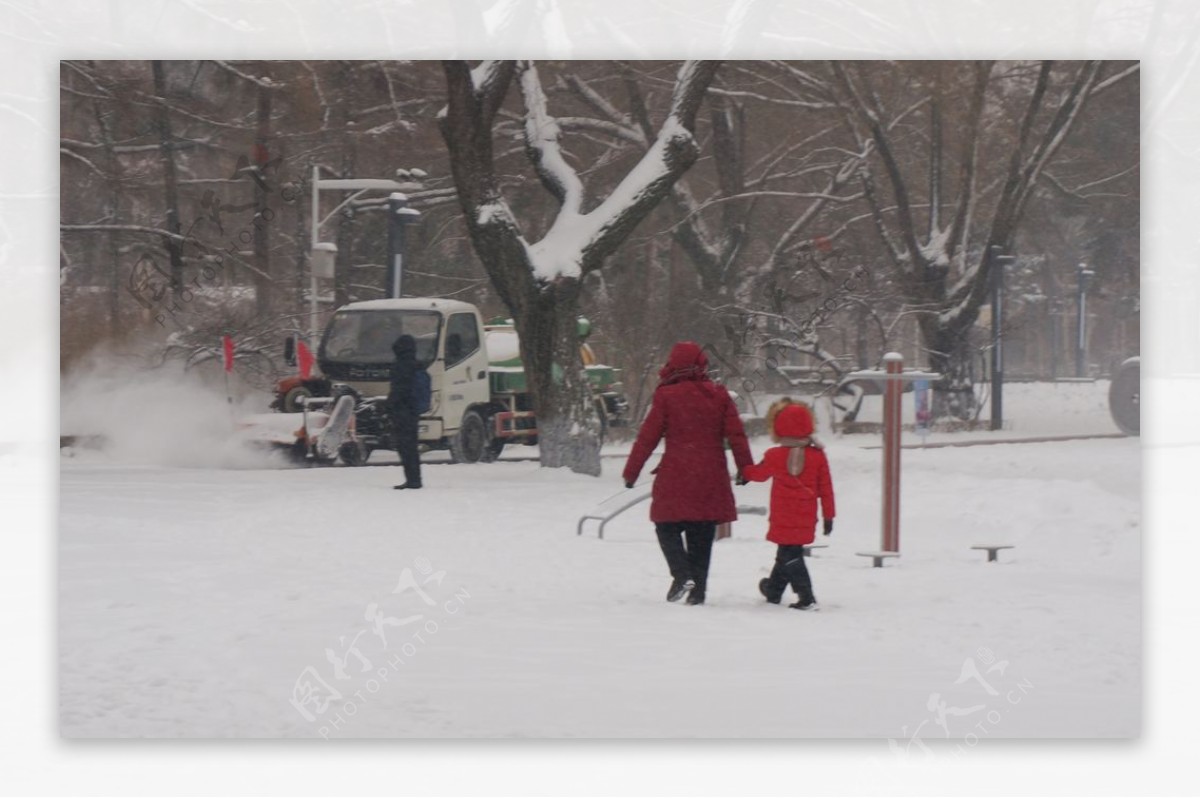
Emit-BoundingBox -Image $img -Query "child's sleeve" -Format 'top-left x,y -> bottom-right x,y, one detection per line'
817,451 -> 836,519
741,448 -> 777,482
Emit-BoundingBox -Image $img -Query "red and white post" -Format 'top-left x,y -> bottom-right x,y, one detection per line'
881,352 -> 903,552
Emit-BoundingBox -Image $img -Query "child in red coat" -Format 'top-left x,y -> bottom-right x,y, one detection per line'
741,401 -> 835,610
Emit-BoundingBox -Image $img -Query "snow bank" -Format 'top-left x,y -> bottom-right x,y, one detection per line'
60,358 -> 283,470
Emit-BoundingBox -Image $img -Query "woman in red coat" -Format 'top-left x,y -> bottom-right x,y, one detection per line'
742,402 -> 836,610
622,342 -> 754,605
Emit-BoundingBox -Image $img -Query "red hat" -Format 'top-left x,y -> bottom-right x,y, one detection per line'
774,403 -> 814,438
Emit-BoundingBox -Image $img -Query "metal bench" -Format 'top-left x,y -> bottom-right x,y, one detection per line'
856,551 -> 900,568
971,545 -> 1015,562
576,488 -> 765,540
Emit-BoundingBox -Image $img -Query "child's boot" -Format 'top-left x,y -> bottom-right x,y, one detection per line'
784,555 -> 818,611
759,563 -> 787,604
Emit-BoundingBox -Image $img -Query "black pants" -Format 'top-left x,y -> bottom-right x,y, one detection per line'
655,522 -> 716,599
763,544 -> 816,604
391,411 -> 422,486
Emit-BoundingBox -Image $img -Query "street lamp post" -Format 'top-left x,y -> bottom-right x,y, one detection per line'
307,166 -> 424,341
386,193 -> 422,299
1076,263 -> 1096,378
990,246 -> 1016,431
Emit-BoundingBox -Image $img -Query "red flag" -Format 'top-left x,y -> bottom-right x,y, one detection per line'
297,340 -> 315,380
222,335 -> 235,373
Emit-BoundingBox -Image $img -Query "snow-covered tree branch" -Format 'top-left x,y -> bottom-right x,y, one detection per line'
440,59 -> 721,475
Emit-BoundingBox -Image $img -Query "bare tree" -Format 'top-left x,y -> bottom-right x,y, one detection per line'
440,59 -> 721,475
829,60 -> 1136,417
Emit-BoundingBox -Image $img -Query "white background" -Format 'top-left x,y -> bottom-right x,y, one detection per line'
3,0 -> 1196,794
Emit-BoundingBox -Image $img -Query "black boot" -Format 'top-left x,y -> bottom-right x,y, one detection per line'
761,548 -> 793,604
683,523 -> 715,607
667,577 -> 695,602
759,577 -> 782,605
393,481 -> 422,490
657,524 -> 694,602
784,550 -> 817,610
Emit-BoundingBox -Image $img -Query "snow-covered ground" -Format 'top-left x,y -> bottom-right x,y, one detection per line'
58,379 -> 1139,739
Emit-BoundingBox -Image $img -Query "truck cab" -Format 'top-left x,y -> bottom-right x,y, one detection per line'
317,298 -> 491,446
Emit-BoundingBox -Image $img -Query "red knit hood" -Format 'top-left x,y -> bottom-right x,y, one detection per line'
658,341 -> 710,385
775,403 -> 815,439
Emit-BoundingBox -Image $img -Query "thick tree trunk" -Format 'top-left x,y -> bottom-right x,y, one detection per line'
514,279 -> 603,475
925,323 -> 979,421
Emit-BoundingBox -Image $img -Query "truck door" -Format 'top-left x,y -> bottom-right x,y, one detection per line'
442,312 -> 490,433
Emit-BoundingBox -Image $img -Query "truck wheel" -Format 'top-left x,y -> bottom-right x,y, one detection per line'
282,385 -> 313,413
338,441 -> 369,466
481,434 -> 505,463
287,437 -> 310,466
450,409 -> 489,463
1109,357 -> 1140,436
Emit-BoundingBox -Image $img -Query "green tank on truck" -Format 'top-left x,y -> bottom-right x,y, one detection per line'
483,317 -> 629,446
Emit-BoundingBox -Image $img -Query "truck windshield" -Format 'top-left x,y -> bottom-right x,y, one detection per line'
320,310 -> 441,365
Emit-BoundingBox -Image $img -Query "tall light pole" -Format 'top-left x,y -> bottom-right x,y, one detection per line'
990,246 -> 1016,431
307,168 -> 424,340
1076,263 -> 1095,378
386,193 -> 422,299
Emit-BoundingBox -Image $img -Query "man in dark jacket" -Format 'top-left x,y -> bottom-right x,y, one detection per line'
388,334 -> 422,489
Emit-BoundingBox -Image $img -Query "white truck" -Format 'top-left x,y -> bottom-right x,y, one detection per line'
259,297 -> 627,465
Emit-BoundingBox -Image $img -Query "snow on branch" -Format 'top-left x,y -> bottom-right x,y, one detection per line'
1092,63 -> 1139,96
522,60 -> 720,282
1040,164 -> 1137,199
471,60 -> 506,96
60,147 -> 106,177
564,73 -> 645,145
518,61 -> 584,213
60,224 -> 271,280
212,60 -> 278,89
554,116 -> 645,146
60,223 -> 191,243
527,121 -> 688,281
668,60 -> 717,124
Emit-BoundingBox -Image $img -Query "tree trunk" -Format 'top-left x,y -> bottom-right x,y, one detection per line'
514,279 -> 603,475
296,164 -> 311,322
253,80 -> 272,316
926,323 -> 979,420
333,62 -> 356,307
150,61 -> 185,299
91,97 -> 122,339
